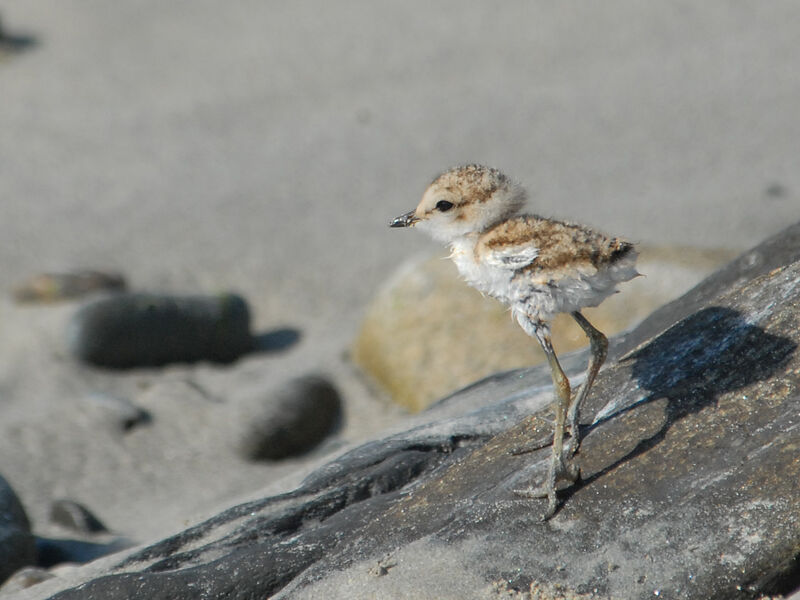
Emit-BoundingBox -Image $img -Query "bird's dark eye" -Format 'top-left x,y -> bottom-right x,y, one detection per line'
435,200 -> 454,212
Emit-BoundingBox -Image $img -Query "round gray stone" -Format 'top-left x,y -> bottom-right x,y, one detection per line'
238,375 -> 342,461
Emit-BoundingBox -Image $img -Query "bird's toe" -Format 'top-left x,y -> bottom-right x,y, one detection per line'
513,483 -> 550,499
509,439 -> 550,456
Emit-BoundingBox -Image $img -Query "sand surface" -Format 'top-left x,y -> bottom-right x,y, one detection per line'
0,1 -> 798,545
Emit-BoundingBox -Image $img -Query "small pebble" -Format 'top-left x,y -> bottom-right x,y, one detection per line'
12,270 -> 125,303
83,393 -> 151,433
238,375 -> 342,461
50,499 -> 108,534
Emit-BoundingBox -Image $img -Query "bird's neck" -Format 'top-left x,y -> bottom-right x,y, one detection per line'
448,233 -> 480,255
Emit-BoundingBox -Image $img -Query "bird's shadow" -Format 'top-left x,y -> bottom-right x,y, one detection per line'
569,305 -> 796,494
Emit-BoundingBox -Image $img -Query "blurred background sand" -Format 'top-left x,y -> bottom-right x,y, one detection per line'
2,2 -> 797,343
0,1 -> 798,541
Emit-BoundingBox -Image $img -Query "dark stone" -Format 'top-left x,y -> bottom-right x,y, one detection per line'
238,375 -> 343,461
67,293 -> 253,368
50,500 -> 108,534
0,474 -> 36,584
39,223 -> 800,599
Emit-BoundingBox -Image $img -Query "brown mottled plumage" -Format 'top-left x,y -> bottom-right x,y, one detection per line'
480,216 -> 634,273
390,165 -> 639,519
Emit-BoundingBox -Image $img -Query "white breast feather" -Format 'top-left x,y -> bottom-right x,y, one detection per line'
449,238 -> 639,322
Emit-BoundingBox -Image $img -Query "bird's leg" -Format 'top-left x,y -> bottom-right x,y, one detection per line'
514,320 -> 579,519
564,311 -> 608,459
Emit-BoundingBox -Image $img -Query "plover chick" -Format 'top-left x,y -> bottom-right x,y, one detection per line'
390,165 -> 639,519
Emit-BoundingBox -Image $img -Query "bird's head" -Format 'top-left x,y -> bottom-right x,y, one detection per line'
389,165 -> 526,243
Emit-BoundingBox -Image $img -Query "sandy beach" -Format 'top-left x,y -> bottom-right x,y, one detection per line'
0,0 -> 798,569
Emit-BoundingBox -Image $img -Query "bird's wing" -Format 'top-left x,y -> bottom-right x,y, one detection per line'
481,241 -> 540,269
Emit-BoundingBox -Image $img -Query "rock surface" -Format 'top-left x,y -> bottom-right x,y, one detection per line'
67,293 -> 253,368
0,474 -> 36,583
354,246 -> 734,412
18,223 -> 800,599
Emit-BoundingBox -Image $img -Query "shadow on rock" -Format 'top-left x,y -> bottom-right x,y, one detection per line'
251,328 -> 301,354
0,16 -> 37,54
578,305 -> 796,487
36,537 -> 132,568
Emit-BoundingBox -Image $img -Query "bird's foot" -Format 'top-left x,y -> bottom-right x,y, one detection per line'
515,481 -> 559,520
514,455 -> 580,520
509,438 -> 550,456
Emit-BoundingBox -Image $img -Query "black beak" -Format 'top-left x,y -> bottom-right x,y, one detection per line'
389,210 -> 419,228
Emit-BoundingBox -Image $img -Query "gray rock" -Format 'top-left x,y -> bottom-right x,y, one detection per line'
0,474 -> 35,584
34,223 -> 800,598
238,375 -> 343,461
67,293 -> 253,368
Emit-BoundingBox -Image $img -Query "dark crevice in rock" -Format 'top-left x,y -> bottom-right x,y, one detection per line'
55,543 -> 323,600
54,441 -> 475,598
119,435 -> 483,578
141,549 -> 205,574
746,550 -> 800,597
296,434 -> 487,494
116,494 -> 292,568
